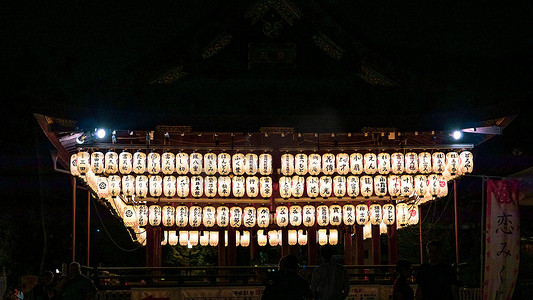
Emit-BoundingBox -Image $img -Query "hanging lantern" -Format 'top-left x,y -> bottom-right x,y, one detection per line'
350,153 -> 363,175
96,176 -> 110,199
288,230 -> 298,246
276,206 -> 289,227
257,230 -> 267,246
189,231 -> 199,246
329,229 -> 339,245
319,176 -> 332,198
291,176 -> 305,198
85,169 -> 97,192
149,175 -> 163,197
175,205 -> 188,227
218,176 -> 231,198
438,175 -> 448,197
123,205 -> 136,227
230,206 -> 243,227
257,206 -> 270,228
203,206 -> 216,227
400,175 -> 414,197
77,151 -> 90,175
289,205 -> 302,226
335,153 -> 350,175
427,174 -> 440,196
268,230 -> 280,246
149,205 -> 162,226
317,229 -> 328,246
136,205 -> 148,226
308,153 -> 321,176
189,206 -> 202,227
408,205 -> 419,225
259,176 -> 272,198
209,231 -> 219,246
280,153 -> 295,176
244,153 -> 258,175
259,153 -> 272,175
346,176 -> 360,198
168,231 -> 178,246
329,204 -> 342,226
108,175 -> 121,197
382,203 -> 395,225
176,176 -> 190,198
360,176 -> 373,198
161,231 -> 168,246
418,152 -> 432,174
176,152 -> 189,175
111,197 -> 124,218
432,152 -> 446,173
232,176 -> 245,198
316,205 -> 329,227
217,153 -> 231,175
91,151 -> 105,174
163,176 -> 177,198
380,222 -> 388,235
243,206 -> 256,228
396,203 -> 409,226
391,152 -> 404,174
322,153 -> 335,175
161,151 -> 175,175
119,151 -> 133,175
147,152 -> 161,174
200,232 -> 209,246
70,154 -> 80,176
446,151 -> 460,175
404,152 -> 418,174
333,176 -> 346,198
162,206 -> 175,227
298,230 -> 307,245
246,176 -> 259,198
374,175 -> 388,197
135,175 -> 149,198
302,205 -> 316,227
240,231 -> 251,247
189,152 -> 203,175
191,176 -> 204,198
343,204 -> 355,225
105,150 -> 119,174
306,176 -> 319,198
363,223 -> 372,240
204,176 -> 217,198
133,151 -> 146,174
369,204 -> 382,225
204,152 -> 217,175
414,175 -> 428,197
356,204 -> 369,225
460,151 -> 474,174
377,152 -> 391,175
279,176 -> 292,199
232,153 -> 245,175
179,231 -> 189,246
388,175 -> 401,197
295,153 -> 308,175
216,206 -> 229,227
363,153 -> 377,175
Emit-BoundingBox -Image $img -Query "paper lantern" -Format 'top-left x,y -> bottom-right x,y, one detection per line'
70,154 -> 80,176
404,152 -> 418,174
356,204 -> 369,225
280,153 -> 295,176
363,223 -> 372,240
306,176 -> 319,198
244,153 -> 258,175
382,203 -> 395,225
189,206 -> 202,227
232,153 -> 245,175
204,152 -> 217,175
363,153 -> 377,175
427,174 -> 440,196
308,153 -> 321,175
432,152 -> 446,173
96,176 -> 110,199
200,232 -> 209,246
350,153 -> 363,175
204,176 -> 217,198
209,231 -> 219,246
105,151 -> 118,174
288,230 -> 298,246
108,175 -> 121,197
84,169 -> 97,192
189,231 -> 199,246
380,222 -> 388,235
316,205 -> 329,227
374,175 -> 387,197
259,176 -> 272,198
90,151 -> 105,174
317,229 -> 328,246
329,229 -> 339,245
232,176 -> 245,198
276,206 -> 289,227
160,151 -> 175,175
418,152 -> 432,174
259,153 -> 272,175
396,203 -> 409,226
369,204 -> 382,225
295,153 -> 308,175
257,207 -> 270,228
388,175 -> 401,197
343,204 -> 355,225
169,231 -> 178,246
268,230 -> 280,246
179,231 -> 189,246
438,175 -> 448,197
176,152 -> 189,174
137,230 -> 147,246
391,152 -> 404,174
190,176 -> 203,198
302,205 -> 316,227
319,176 -> 333,198
360,176 -> 373,197
329,204 -> 342,226
279,176 -> 292,199
291,176 -> 305,198
136,205 -> 148,226
346,176 -> 360,198
230,206 -> 243,227
203,206 -> 216,227
135,175 -> 148,198
400,175 -> 414,197
411,174 -> 426,196
290,205 -> 302,226
149,205 -> 162,226
459,151 -> 474,174
111,197 -> 125,218
445,151 -> 460,175
334,153 -> 349,175
257,230 -> 267,246
147,152 -> 161,174
175,205 -> 188,227
217,153 -> 231,175
149,175 -> 163,197
408,205 -> 419,225
377,152 -> 391,175
176,176 -> 190,198
77,151 -> 90,175
163,176 -> 176,198
133,151 -> 146,174
298,230 -> 308,245
218,176 -> 231,197
161,231 -> 168,246
162,206 -> 175,227
243,207 -> 256,228
189,152 -> 203,175
217,206 -> 229,227
322,153 -> 335,175
333,176 -> 346,197
123,205 -> 136,227
246,176 -> 259,198
119,151 -> 133,175
240,231 -> 251,247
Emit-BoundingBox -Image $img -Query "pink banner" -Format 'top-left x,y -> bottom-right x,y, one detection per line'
483,179 -> 520,300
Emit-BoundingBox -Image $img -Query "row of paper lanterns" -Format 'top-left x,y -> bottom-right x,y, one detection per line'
71,150 -> 473,177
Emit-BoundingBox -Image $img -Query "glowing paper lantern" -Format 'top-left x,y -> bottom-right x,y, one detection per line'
123,205 -> 136,227
120,175 -> 133,197
291,176 -> 305,198
232,176 -> 245,198
218,176 -> 231,198
343,204 -> 355,225
70,154 -> 80,176
319,176 -> 333,198
259,153 -> 272,175
84,169 -> 97,192
276,206 -> 289,227
158,151 -> 174,175
105,151 -> 119,174
108,175 -> 121,197
168,231 -> 178,246
446,151 -> 460,175
404,152 -> 418,174
162,206 -> 175,227
427,174 -> 440,196
240,231 -> 250,247
380,222 -> 388,235
432,152 -> 446,173
189,231 -> 199,246
363,153 -> 377,175
407,205 -> 419,225
288,230 -> 298,246
279,153 -> 294,176
396,203 -> 409,226
200,232 -> 209,246
322,153 -> 336,175
147,152 -> 161,174
246,176 -> 259,198
391,152 -> 404,174
162,231 -> 168,246
202,206 -> 216,228
374,175 -> 388,197
363,223 -> 372,240
257,207 -> 270,228
346,176 -> 360,198
163,176 -> 176,198
316,205 -> 329,227
460,151 -> 474,174
133,151 -> 146,174
308,153 -> 321,176
91,151 -> 105,174
257,230 -> 267,246
400,175 -> 414,197
329,205 -> 342,226
176,176 -> 190,198
232,153 -> 245,175
135,175 -> 149,198
336,153 -> 350,175
149,205 -> 162,226
217,153 -> 231,175
333,176 -> 346,198
209,231 -> 219,246
216,206 -> 229,227
295,153 -> 308,175
414,175 -> 427,197
149,175 -> 163,197
298,230 -> 307,246
204,152 -> 217,175
356,204 -> 369,225
350,153 -> 364,175
96,176 -> 110,199
179,231 -> 189,246
302,205 -> 316,227
244,153 -> 258,175
118,151 -> 132,175
290,205 -> 302,226
176,152 -> 189,174
189,206 -> 202,227
418,152 -> 432,174
382,203 -> 395,225
77,151 -> 90,175
259,176 -> 272,198
189,152 -> 203,175
268,230 -> 280,246
306,176 -> 319,198
230,206 -> 243,227
369,204 -> 382,225
204,176 -> 217,198
360,176 -> 373,197
317,229 -> 328,246
175,205 -> 188,227
279,176 -> 292,199
329,229 -> 338,245
377,152 -> 391,175
438,175 -> 448,197
190,176 -> 204,198
137,205 -> 148,226
243,206 -> 256,228
388,175 -> 401,197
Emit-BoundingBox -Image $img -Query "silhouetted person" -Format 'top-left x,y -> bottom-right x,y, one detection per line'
26,271 -> 55,300
56,262 -> 97,300
262,255 -> 312,300
415,240 -> 458,300
311,245 -> 349,300
392,260 -> 414,300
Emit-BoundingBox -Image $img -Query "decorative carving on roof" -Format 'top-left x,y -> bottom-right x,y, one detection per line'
358,65 -> 397,86
245,0 -> 301,38
201,34 -> 233,59
312,32 -> 344,60
150,65 -> 188,84
248,43 -> 296,69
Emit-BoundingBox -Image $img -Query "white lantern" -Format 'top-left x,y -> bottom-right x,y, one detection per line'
414,175 -> 428,196
246,176 -> 259,198
123,205 -> 136,227
322,153 -> 335,175
363,153 -> 377,175
333,176 -> 346,198
189,152 -> 203,175
176,176 -> 190,198
329,229 -> 338,245
209,231 -> 219,246
438,175 -> 448,197
190,176 -> 204,198
396,203 -> 409,226
350,153 -> 364,175
204,176 -> 217,198
259,176 -> 273,198
374,175 -> 388,197
189,206 -> 202,227
189,231 -> 199,246
149,205 -> 162,226
175,205 -> 188,227
316,205 -> 329,227
432,152 -> 446,173
243,207 -> 257,228
257,230 -> 267,246
133,151 -> 147,174
218,176 -> 231,198
388,175 -> 401,197
290,205 -> 302,226
96,176 -> 110,199
105,151 -> 119,174
70,154 -> 80,176
460,151 -> 474,174
400,175 -> 414,197
175,152 -> 189,175
281,153 -> 295,176
200,232 -> 209,246
427,174 -> 440,196
446,151 -> 460,175
203,206 -> 216,227
343,204 -> 355,225
346,176 -> 360,198
360,175 -> 373,197
91,151 -> 105,174
319,176 -> 333,198
163,176 -> 177,198
391,152 -> 404,174
257,207 -> 270,228
203,152 -> 217,175
162,206 -> 175,227
380,222 -> 388,235
377,152 -> 391,175
244,153 -> 258,175
77,151 -> 90,175
302,205 -> 316,227
356,204 -> 369,225
179,231 -> 189,246
217,153 -> 231,175
232,153 -> 245,175
217,206 -> 229,227
230,206 -> 243,227
288,230 -> 298,246
160,151 -> 175,175
135,175 -> 149,198
240,231 -> 251,247
418,152 -> 432,174
382,203 -> 395,225
404,152 -> 418,174
308,153 -> 321,176
110,197 -> 124,219
119,151 -> 133,175
291,176 -> 305,198
147,152 -> 161,174
149,175 -> 163,197
279,176 -> 292,199
408,205 -> 419,225
108,175 -> 121,197
161,231 -> 168,246
306,176 -> 319,198
137,205 -> 148,226
259,153 -> 272,175
298,230 -> 307,245
276,206 -> 289,227
317,229 -> 328,246
363,223 -> 372,240
329,204 -> 342,226
168,231 -> 178,246
120,175 -> 133,197
85,169 -> 97,192
336,153 -> 350,175
268,230 -> 280,246
369,204 -> 382,225
295,153 -> 308,175
232,176 -> 245,198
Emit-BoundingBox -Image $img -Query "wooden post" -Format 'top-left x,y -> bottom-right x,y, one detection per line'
355,225 -> 364,265
87,191 -> 91,267
308,227 -> 318,265
227,227 -> 237,266
72,176 -> 76,262
344,226 -> 353,265
281,229 -> 289,257
145,226 -> 162,267
218,229 -> 226,267
388,225 -> 398,266
371,225 -> 381,265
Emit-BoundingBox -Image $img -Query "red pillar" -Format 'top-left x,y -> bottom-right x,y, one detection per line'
388,225 -> 398,266
355,225 -> 364,265
227,227 -> 237,266
145,226 -> 162,268
218,229 -> 226,267
371,225 -> 381,265
308,227 -> 318,265
344,227 -> 353,265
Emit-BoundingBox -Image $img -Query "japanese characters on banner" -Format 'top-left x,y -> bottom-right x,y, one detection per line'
483,179 -> 520,300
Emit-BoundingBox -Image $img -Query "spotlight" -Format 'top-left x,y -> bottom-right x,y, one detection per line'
452,130 -> 463,140
96,128 -> 106,139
